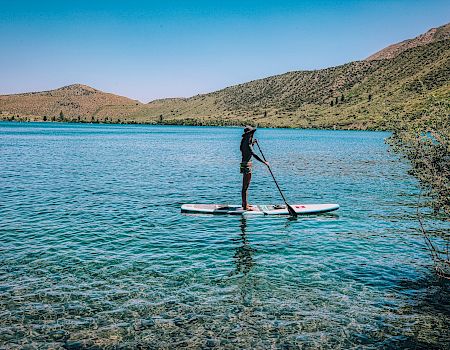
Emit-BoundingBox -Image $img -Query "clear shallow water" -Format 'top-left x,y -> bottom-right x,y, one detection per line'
0,122 -> 448,349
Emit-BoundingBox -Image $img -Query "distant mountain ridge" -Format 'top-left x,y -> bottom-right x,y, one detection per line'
366,22 -> 450,60
1,22 -> 449,129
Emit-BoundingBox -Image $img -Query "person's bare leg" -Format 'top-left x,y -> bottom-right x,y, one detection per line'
242,173 -> 252,210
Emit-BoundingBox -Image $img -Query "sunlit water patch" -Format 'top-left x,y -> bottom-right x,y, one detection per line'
0,122 -> 448,349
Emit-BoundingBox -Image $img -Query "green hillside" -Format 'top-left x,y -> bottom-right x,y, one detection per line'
112,38 -> 448,130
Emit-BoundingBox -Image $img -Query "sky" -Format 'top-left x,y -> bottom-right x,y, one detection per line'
0,0 -> 449,102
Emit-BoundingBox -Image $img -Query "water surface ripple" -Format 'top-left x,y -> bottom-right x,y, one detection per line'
0,122 -> 448,349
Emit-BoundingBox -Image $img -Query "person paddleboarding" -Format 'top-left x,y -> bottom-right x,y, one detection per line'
240,126 -> 268,210
181,125 -> 338,216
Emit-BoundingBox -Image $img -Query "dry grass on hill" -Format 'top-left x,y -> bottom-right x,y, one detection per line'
0,84 -> 140,122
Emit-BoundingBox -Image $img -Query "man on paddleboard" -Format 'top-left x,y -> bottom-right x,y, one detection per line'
240,126 -> 268,210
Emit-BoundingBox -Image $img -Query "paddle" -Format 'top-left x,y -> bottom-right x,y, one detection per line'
254,140 -> 298,217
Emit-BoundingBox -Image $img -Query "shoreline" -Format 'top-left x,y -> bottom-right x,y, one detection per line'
0,118 -> 392,133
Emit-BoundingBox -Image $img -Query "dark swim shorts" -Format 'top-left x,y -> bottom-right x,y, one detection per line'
240,161 -> 252,174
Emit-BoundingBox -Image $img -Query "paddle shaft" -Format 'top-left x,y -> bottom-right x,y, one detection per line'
254,141 -> 297,216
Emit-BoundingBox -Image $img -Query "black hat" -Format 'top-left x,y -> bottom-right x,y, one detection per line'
243,125 -> 256,135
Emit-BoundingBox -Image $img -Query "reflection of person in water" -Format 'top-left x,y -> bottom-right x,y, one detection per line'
233,217 -> 256,275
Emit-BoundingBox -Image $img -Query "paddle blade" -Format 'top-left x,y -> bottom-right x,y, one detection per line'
287,204 -> 298,217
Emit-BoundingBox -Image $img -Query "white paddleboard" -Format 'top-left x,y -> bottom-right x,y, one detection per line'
181,203 -> 339,215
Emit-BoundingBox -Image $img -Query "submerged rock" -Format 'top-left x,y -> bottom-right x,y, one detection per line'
63,341 -> 83,350
205,338 -> 218,347
134,318 -> 155,331
173,318 -> 184,327
48,330 -> 70,342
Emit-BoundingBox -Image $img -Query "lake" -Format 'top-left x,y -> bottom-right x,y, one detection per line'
0,122 -> 448,349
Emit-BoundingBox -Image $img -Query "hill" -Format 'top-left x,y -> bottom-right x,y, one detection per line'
137,37 -> 449,130
0,84 -> 140,122
1,23 -> 449,129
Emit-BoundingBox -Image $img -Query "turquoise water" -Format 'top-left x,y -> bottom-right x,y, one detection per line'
0,122 -> 448,349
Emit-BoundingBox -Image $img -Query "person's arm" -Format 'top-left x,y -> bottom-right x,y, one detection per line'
249,143 -> 266,164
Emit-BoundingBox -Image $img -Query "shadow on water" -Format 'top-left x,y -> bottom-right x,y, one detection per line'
232,217 -> 256,276
395,275 -> 450,313
229,212 -> 340,278
380,275 -> 450,349
283,212 -> 340,223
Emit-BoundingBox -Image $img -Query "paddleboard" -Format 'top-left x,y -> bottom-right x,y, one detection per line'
181,203 -> 339,215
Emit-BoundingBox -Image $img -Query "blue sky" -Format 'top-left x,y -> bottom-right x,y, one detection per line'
1,0 -> 448,102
